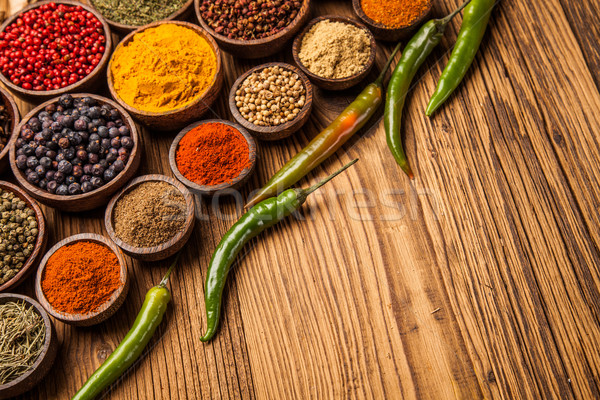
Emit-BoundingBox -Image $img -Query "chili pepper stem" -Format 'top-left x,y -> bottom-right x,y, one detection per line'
159,252 -> 181,287
439,0 -> 472,28
375,42 -> 403,85
300,159 -> 359,199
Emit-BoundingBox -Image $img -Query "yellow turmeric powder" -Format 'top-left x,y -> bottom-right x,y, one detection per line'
110,24 -> 217,113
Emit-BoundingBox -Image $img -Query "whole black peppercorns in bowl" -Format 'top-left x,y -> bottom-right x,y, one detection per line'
9,94 -> 141,212
194,0 -> 311,58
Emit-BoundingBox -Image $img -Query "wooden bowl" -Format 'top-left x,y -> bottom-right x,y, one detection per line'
0,293 -> 58,400
9,94 -> 141,212
0,86 -> 20,175
169,119 -> 257,196
104,174 -> 196,262
352,0 -> 433,42
0,0 -> 113,102
292,16 -> 377,91
0,182 -> 47,293
90,0 -> 195,35
228,62 -> 313,141
194,0 -> 311,59
107,21 -> 223,131
35,233 -> 129,327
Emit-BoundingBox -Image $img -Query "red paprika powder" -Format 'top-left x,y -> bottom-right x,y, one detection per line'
41,241 -> 121,314
361,0 -> 430,28
175,122 -> 251,186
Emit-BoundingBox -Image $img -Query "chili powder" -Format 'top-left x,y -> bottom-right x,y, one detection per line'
361,0 -> 430,28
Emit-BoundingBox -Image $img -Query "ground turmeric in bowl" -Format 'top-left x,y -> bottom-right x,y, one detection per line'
110,23 -> 217,113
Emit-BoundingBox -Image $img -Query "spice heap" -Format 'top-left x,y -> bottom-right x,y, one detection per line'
235,65 -> 306,126
91,0 -> 186,27
41,241 -> 121,314
111,24 -> 217,113
0,301 -> 45,385
176,122 -> 251,186
0,188 -> 38,285
0,103 -> 11,153
198,0 -> 302,40
14,95 -> 132,196
113,182 -> 186,248
361,0 -> 429,28
0,3 -> 106,91
298,20 -> 371,79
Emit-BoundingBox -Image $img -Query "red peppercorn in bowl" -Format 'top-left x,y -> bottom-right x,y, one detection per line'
0,0 -> 112,101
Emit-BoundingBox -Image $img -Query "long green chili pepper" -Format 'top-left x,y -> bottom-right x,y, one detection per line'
245,43 -> 402,209
426,0 -> 497,116
72,254 -> 180,400
385,0 -> 470,178
201,159 -> 358,342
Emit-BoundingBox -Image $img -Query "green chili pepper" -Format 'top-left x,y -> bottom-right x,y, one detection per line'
426,0 -> 497,116
245,44 -> 402,209
201,159 -> 358,342
385,1 -> 470,178
72,254 -> 180,400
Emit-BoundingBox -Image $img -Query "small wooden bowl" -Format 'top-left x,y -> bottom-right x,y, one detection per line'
292,16 -> 377,91
169,120 -> 257,196
107,21 -> 223,131
0,182 -> 47,293
228,62 -> 313,141
352,0 -> 433,42
104,174 -> 196,262
195,0 -> 311,59
0,293 -> 58,400
90,0 -> 195,35
0,0 -> 113,102
0,86 -> 20,175
35,233 -> 129,327
9,94 -> 141,212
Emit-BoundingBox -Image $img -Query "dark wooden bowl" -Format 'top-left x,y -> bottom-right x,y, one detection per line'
194,0 -> 311,59
228,62 -> 313,141
352,0 -> 433,42
90,0 -> 194,35
0,86 -> 20,175
292,16 -> 377,91
0,182 -> 47,293
104,174 -> 196,261
107,21 -> 223,131
0,0 -> 113,103
169,119 -> 257,196
9,94 -> 141,212
0,293 -> 58,400
35,233 -> 129,327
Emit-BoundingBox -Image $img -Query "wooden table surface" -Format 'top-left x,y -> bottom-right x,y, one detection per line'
6,0 -> 600,398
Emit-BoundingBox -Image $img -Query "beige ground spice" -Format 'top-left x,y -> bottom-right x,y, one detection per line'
298,20 -> 371,79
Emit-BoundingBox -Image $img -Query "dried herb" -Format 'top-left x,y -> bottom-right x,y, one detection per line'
0,105 -> 11,153
0,300 -> 45,385
91,0 -> 186,26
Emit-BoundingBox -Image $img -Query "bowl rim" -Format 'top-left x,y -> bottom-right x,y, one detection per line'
34,233 -> 128,323
351,0 -> 433,31
194,0 -> 310,46
0,293 -> 55,391
292,15 -> 377,84
0,181 -> 47,293
228,62 -> 313,136
0,85 -> 20,163
104,174 -> 196,255
8,93 -> 140,205
107,20 -> 222,118
168,119 -> 257,194
0,0 -> 113,97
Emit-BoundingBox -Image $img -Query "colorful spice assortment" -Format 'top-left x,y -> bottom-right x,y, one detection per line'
0,188 -> 38,285
298,20 -> 371,79
41,241 -> 121,314
113,182 -> 186,248
198,0 -> 302,40
0,300 -> 45,384
110,24 -> 217,113
235,65 -> 306,126
91,0 -> 186,26
0,103 -> 10,153
0,3 -> 106,91
14,95 -> 132,195
361,0 -> 430,28
176,122 -> 251,186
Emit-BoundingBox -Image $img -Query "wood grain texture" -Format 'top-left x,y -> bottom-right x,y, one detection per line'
2,0 -> 599,398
